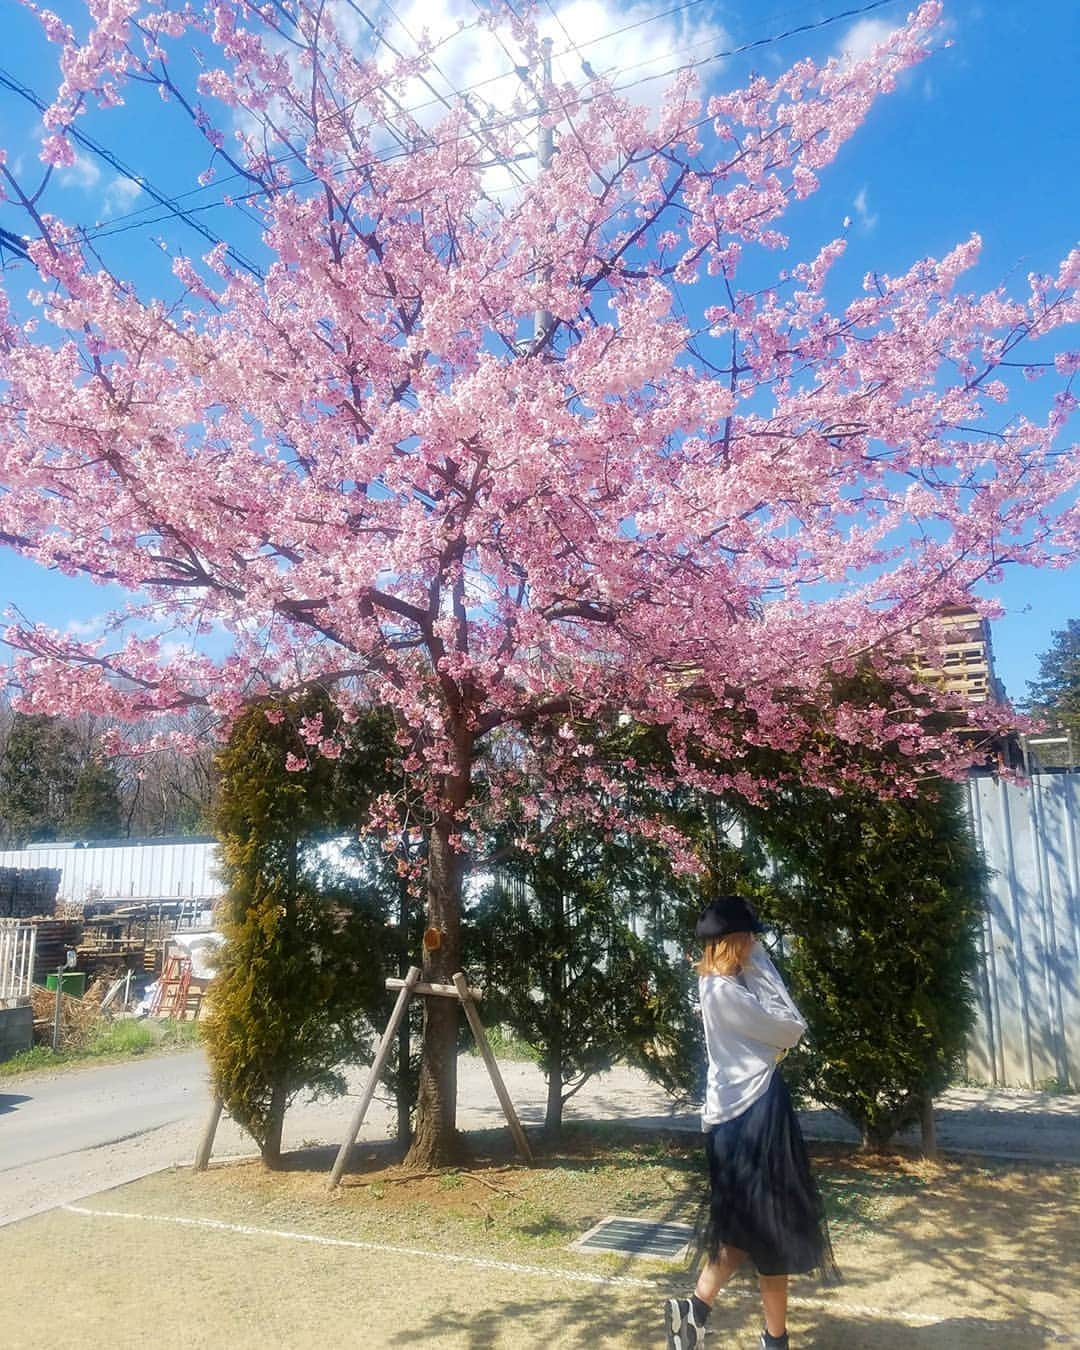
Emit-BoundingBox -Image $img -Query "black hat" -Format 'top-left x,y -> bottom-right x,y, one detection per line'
695,894 -> 766,939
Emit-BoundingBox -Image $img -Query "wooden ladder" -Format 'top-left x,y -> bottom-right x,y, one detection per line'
180,979 -> 205,1021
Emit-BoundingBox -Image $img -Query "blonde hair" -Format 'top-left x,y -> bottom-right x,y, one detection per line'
696,932 -> 754,977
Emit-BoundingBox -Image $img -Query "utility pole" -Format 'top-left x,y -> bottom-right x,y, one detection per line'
533,36 -> 555,346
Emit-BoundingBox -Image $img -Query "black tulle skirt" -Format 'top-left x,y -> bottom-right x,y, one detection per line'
701,1072 -> 839,1282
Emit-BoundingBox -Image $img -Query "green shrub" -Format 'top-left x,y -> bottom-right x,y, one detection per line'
750,779 -> 984,1148
203,694 -> 398,1165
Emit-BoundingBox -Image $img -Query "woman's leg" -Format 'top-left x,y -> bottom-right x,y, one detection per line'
695,1244 -> 747,1305
758,1273 -> 788,1338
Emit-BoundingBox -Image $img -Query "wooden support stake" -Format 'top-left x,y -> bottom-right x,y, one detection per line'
452,972 -> 533,1165
194,1095 -> 224,1172
328,964 -> 422,1190
385,977 -> 482,1000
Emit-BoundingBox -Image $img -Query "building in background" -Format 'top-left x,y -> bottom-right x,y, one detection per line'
912,603 -> 1005,706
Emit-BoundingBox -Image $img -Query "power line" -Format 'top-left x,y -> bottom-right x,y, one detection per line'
70,0 -> 907,252
90,0 -> 902,237
0,67 -> 264,278
89,4 -> 497,234
348,0 -> 533,197
79,4 -> 529,235
570,0 -> 714,59
395,0 -> 904,120
0,225 -> 31,263
605,0 -> 904,89
539,1 -> 591,84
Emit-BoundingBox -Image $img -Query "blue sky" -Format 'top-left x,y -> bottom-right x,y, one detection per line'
0,0 -> 1077,703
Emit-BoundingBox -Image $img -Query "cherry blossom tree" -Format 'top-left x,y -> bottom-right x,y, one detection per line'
1,0 -> 1077,1164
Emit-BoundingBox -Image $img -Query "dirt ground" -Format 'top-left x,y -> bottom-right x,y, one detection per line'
3,1127 -> 1077,1349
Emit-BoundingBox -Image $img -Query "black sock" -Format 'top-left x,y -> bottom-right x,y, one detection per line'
762,1331 -> 788,1348
690,1295 -> 712,1324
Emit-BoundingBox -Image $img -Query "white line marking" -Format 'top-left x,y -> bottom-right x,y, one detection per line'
61,1203 -> 955,1327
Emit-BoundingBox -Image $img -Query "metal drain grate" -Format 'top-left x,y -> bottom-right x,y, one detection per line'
571,1216 -> 695,1261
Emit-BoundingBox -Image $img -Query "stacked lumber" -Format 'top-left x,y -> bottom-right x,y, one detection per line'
0,867 -> 61,919
28,919 -> 83,983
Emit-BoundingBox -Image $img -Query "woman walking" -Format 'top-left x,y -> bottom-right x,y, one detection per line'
665,895 -> 838,1349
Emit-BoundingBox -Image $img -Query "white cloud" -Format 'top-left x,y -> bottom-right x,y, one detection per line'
838,17 -> 895,64
852,185 -> 879,232
366,0 -> 730,197
64,614 -> 108,640
158,639 -> 195,664
101,175 -> 143,219
226,0 -> 730,205
59,152 -> 101,191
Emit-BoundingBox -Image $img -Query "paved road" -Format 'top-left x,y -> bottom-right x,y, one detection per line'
1,1048 -> 393,1226
3,1050 -> 1078,1227
2,1051 -> 209,1171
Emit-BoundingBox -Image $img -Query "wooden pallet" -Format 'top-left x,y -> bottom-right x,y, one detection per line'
0,867 -> 61,919
28,919 -> 83,984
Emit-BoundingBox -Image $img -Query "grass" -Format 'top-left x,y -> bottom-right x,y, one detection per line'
0,1018 -> 202,1076
465,1024 -> 542,1063
1035,1075 -> 1074,1095
138,1120 -> 1079,1287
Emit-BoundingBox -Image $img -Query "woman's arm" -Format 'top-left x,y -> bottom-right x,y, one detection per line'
741,943 -> 807,1030
700,972 -> 806,1050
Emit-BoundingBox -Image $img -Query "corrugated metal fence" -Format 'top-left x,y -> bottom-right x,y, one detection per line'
967,773 -> 1080,1089
0,838 -> 222,907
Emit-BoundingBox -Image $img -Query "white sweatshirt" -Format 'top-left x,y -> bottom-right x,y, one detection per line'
699,943 -> 807,1128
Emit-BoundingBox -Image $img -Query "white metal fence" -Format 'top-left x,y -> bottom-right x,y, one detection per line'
0,920 -> 37,1004
966,773 -> 1080,1089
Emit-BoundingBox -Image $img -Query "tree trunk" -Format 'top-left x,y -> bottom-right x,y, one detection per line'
920,1096 -> 937,1159
544,1046 -> 564,1137
262,1080 -> 287,1168
860,1119 -> 895,1153
404,730 -> 472,1169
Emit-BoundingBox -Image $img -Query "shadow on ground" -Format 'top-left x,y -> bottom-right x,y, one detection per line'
199,1122 -> 1080,1347
388,1292 -> 1075,1350
3,1122 -> 1076,1350
288,1122 -> 707,1182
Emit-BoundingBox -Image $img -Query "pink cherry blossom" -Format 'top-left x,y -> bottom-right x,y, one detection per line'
1,0 -> 1077,1165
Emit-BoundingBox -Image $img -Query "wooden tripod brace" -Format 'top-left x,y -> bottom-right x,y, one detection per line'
192,964 -> 534,1180
327,966 -> 533,1187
